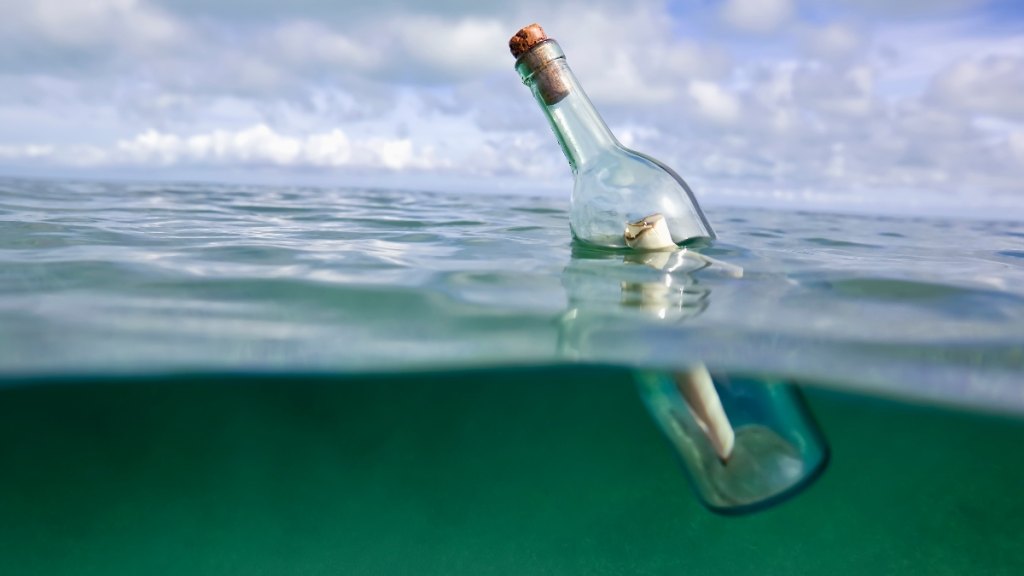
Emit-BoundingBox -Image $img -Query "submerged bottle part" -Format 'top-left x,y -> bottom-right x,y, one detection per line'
510,24 -> 715,249
637,369 -> 829,514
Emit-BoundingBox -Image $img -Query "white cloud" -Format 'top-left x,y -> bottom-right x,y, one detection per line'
720,0 -> 794,33
802,23 -> 863,62
536,6 -> 729,107
273,21 -> 380,71
822,0 -> 987,19
10,0 -> 184,50
929,55 -> 1024,119
585,52 -> 676,105
110,125 -> 439,170
791,64 -> 875,117
688,81 -> 742,124
0,144 -> 54,159
392,16 -> 508,78
0,0 -> 1022,212
1010,131 -> 1024,163
870,21 -> 1024,98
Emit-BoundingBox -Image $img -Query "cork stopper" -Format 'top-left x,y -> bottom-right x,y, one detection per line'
509,23 -> 547,58
509,24 -> 569,105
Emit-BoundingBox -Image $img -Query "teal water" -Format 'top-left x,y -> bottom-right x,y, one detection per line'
1,177 -> 1024,573
1,370 -> 1022,574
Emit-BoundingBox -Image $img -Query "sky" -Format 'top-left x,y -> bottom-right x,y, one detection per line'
1,0 -> 1023,216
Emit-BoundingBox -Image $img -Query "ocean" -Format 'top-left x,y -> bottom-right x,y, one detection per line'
0,177 -> 1022,573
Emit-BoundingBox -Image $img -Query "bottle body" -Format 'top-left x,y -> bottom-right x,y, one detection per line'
572,149 -> 712,248
637,370 -> 829,514
516,39 -> 714,248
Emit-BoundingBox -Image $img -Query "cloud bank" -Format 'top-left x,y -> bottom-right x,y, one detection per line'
0,0 -> 1022,213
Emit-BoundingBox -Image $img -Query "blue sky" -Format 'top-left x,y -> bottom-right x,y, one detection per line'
0,0 -> 1022,215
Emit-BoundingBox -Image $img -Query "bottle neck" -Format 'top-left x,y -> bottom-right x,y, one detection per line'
516,41 -> 619,172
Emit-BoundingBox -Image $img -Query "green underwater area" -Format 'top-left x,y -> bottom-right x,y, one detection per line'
2,179 -> 1023,573
1,366 -> 1021,575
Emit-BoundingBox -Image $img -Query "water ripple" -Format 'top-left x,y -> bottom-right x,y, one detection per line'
1,177 -> 1022,412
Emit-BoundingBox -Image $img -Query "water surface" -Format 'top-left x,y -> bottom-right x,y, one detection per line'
2,177 -> 1023,573
1,177 -> 1022,413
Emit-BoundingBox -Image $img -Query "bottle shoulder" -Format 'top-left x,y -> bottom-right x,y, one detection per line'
577,145 -> 668,171
570,145 -> 715,244
574,147 -> 677,192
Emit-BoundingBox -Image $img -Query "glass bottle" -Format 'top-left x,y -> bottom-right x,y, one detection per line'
636,369 -> 829,514
511,25 -> 715,249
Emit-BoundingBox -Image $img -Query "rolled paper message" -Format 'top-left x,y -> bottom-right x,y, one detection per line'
624,213 -> 676,250
675,366 -> 736,462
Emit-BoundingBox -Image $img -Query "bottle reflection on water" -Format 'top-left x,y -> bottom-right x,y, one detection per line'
619,251 -> 710,320
558,246 -> 827,513
558,244 -> 738,357
557,245 -> 713,360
